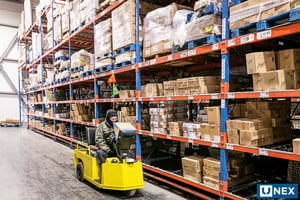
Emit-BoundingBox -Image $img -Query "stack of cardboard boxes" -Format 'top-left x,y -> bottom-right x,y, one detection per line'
71,104 -> 94,122
24,0 -> 39,31
57,123 -> 66,135
118,90 -> 136,98
143,84 -> 164,97
163,76 -> 220,96
247,49 -> 300,91
150,108 -> 174,134
227,101 -> 291,146
230,0 -> 300,30
95,18 -> 113,69
182,123 -> 201,139
181,155 -> 205,182
200,106 -> 221,142
120,106 -> 136,127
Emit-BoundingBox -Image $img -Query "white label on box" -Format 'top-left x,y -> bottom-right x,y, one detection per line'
221,99 -> 225,108
204,134 -> 210,141
214,136 -> 221,142
188,49 -> 196,56
212,94 -> 219,99
150,59 -> 156,65
227,39 -> 236,47
153,45 -> 158,52
260,91 -> 269,98
257,30 -> 271,40
240,34 -> 254,44
212,44 -> 219,50
165,42 -> 172,49
168,55 -> 173,61
221,58 -> 225,80
259,148 -> 269,156
227,92 -> 235,99
226,143 -> 234,150
180,51 -> 188,58
212,142 -> 219,148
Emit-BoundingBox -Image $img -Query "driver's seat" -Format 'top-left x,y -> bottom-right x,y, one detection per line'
86,127 -> 97,157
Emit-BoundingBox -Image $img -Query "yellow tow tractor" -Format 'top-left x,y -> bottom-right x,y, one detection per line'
73,123 -> 144,196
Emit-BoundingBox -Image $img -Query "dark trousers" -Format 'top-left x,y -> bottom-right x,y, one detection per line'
96,149 -> 116,165
96,149 -> 136,165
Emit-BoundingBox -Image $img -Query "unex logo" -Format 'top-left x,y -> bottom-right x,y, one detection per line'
257,184 -> 298,199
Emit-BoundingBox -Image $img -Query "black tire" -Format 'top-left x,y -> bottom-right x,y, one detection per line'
76,161 -> 84,182
124,190 -> 136,197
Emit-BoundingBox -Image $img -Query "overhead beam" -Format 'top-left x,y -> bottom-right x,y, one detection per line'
0,92 -> 17,96
3,59 -> 18,63
0,23 -> 18,29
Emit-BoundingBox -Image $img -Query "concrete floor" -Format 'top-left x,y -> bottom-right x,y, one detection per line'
0,128 -> 187,200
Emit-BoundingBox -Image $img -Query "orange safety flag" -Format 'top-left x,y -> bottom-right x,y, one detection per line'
107,73 -> 116,83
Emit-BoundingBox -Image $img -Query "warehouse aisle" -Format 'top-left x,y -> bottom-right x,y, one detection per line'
0,128 -> 186,200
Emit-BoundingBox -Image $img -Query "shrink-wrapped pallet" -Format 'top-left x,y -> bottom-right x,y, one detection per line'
61,5 -> 70,34
94,18 -> 112,59
80,0 -> 99,24
71,50 -> 93,69
54,15 -> 62,43
70,0 -> 81,32
24,0 -> 39,31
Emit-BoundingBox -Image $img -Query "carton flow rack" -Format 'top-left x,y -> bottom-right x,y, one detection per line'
19,0 -> 300,199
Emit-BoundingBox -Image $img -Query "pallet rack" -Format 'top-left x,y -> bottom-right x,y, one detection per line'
18,0 -> 300,199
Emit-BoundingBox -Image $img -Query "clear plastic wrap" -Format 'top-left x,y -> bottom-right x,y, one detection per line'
194,0 -> 222,13
112,0 -> 136,50
173,12 -> 222,47
172,10 -> 193,48
55,50 -> 69,60
61,5 -> 70,34
71,49 -> 92,68
70,0 -> 81,31
95,58 -> 114,69
94,18 -> 112,58
115,51 -> 135,64
80,0 -> 99,23
54,15 -> 62,42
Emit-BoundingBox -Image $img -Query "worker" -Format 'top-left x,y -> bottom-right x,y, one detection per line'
95,109 -> 118,165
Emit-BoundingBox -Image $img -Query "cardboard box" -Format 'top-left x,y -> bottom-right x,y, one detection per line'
203,158 -> 220,180
145,83 -> 163,97
227,128 -> 240,144
293,138 -> 300,154
163,80 -> 176,90
253,69 -> 295,91
183,169 -> 202,183
203,176 -> 219,188
176,78 -> 189,88
119,90 -> 130,98
182,155 -> 204,172
246,51 -> 276,74
278,49 -> 300,70
207,106 -> 220,125
169,121 -> 184,136
208,125 -> 220,142
239,128 -> 273,146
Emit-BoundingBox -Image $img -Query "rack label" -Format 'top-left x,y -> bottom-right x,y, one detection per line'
221,58 -> 225,80
139,63 -> 142,68
166,135 -> 171,140
168,55 -> 173,61
260,91 -> 269,98
188,138 -> 194,144
167,97 -> 171,101
226,143 -> 234,150
227,92 -> 235,99
257,30 -> 272,40
188,95 -> 194,100
222,18 -> 226,39
212,94 -> 219,99
259,148 -> 269,156
212,43 -> 219,50
150,59 -> 156,65
240,34 -> 255,44
150,97 -> 154,101
180,51 -> 188,58
145,61 -> 150,66
221,99 -> 225,108
212,142 -> 219,148
188,49 -> 196,56
227,39 -> 236,47
149,132 -> 153,137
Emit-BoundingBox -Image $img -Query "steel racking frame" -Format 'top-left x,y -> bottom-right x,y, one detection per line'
18,0 -> 300,199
